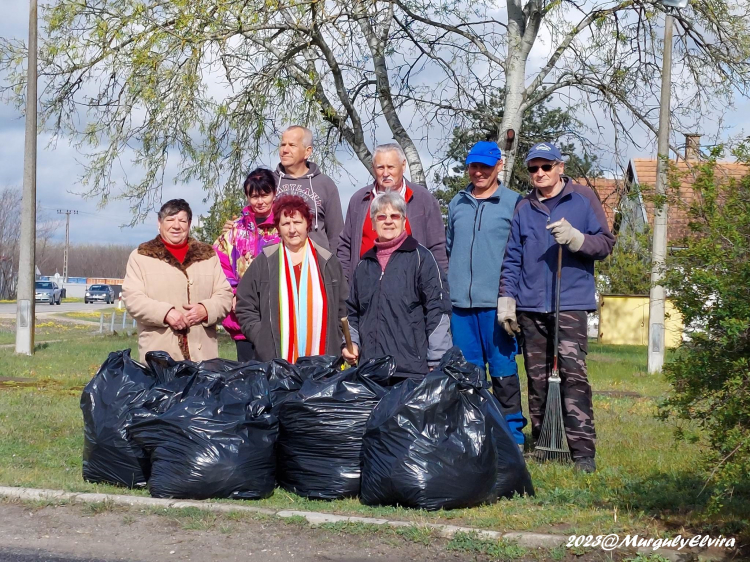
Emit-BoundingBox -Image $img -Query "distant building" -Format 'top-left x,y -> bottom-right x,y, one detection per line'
618,134 -> 748,249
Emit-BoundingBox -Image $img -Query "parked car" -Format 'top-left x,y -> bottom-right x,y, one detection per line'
85,284 -> 115,304
35,281 -> 62,306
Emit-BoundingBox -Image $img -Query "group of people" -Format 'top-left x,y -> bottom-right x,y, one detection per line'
122,125 -> 614,473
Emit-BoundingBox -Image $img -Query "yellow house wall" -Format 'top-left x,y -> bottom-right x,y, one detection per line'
598,295 -> 683,347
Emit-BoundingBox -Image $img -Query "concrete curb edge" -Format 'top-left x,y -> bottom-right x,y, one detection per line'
0,487 -> 720,561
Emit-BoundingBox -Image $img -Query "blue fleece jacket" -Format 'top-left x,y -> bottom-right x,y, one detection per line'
447,183 -> 522,308
498,178 -> 615,312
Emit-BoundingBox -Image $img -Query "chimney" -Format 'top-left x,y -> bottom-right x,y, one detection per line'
684,133 -> 701,161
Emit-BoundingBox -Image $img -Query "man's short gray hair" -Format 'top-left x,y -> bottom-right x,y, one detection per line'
283,125 -> 313,148
370,191 -> 407,221
372,143 -> 406,165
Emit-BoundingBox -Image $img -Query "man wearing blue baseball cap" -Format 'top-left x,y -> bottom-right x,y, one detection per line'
497,142 -> 615,473
446,140 -> 527,450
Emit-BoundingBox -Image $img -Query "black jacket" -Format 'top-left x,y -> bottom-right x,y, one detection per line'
347,235 -> 452,378
235,242 -> 347,361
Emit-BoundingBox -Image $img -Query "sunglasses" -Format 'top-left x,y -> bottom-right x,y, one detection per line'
527,163 -> 556,174
375,213 -> 404,222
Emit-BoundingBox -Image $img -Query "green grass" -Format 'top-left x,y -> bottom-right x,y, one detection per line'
0,319 -> 94,346
0,328 -> 748,545
58,308 -> 118,323
447,532 -> 528,560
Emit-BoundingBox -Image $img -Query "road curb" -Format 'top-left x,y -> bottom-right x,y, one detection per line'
0,486 -> 724,561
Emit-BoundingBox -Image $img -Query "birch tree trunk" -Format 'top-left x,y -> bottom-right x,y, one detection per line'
501,0 -> 542,185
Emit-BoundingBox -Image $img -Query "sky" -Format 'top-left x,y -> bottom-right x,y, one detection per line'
1,0 -> 749,248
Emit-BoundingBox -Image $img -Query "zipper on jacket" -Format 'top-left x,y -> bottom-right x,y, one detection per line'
467,203 -> 480,308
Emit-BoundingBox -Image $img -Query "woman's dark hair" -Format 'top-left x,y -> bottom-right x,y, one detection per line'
158,199 -> 192,222
243,168 -> 277,198
273,195 -> 313,232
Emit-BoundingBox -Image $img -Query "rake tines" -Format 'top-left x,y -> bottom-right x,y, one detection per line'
533,244 -> 572,465
532,372 -> 571,464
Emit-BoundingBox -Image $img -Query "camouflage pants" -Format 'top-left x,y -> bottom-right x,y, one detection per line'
518,311 -> 596,459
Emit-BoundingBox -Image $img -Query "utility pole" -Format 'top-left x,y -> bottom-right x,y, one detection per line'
647,5 -> 678,374
15,0 -> 38,356
57,209 -> 78,282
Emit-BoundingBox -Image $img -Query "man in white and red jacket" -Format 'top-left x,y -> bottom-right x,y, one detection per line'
337,143 -> 448,282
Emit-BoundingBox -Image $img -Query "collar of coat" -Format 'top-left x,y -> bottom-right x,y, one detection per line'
528,176 -> 575,206
260,240 -> 333,262
361,234 -> 418,261
137,235 -> 216,271
359,178 -> 419,202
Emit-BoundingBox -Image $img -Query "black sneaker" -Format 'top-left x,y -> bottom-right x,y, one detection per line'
574,457 -> 596,473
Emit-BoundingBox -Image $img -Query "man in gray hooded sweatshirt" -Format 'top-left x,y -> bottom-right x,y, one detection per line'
274,125 -> 344,252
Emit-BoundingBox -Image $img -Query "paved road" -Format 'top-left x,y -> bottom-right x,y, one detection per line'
0,503 -> 455,562
0,302 -> 112,316
0,549 -> 405,562
0,549 -> 110,562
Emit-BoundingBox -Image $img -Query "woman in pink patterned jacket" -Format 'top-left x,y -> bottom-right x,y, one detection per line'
213,168 -> 280,361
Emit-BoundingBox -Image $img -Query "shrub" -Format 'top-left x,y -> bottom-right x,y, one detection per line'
659,150 -> 750,499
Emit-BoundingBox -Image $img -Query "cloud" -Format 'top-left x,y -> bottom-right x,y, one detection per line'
2,0 -> 750,251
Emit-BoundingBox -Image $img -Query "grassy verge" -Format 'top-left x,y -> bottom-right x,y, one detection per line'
58,308 -> 119,323
0,318 -> 94,345
0,327 -> 747,544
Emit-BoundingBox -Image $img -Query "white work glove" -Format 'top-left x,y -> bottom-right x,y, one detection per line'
546,218 -> 585,252
497,297 -> 520,337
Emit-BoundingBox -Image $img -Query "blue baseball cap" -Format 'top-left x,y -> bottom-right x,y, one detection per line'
465,141 -> 502,167
525,142 -> 563,163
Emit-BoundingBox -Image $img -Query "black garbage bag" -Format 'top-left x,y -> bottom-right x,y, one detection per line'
258,359 -> 304,412
81,350 -> 156,487
276,356 -> 394,500
294,354 -> 344,379
360,347 -> 534,510
128,366 -> 278,500
145,351 -> 198,383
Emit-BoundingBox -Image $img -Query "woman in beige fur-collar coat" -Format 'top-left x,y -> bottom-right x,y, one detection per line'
123,199 -> 233,362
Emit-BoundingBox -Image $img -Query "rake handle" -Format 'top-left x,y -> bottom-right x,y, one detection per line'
341,317 -> 354,355
552,244 -> 562,377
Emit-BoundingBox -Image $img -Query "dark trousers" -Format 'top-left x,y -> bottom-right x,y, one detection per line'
235,339 -> 256,363
518,311 -> 596,459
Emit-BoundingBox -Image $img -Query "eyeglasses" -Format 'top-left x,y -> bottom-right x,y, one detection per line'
375,213 -> 404,222
527,164 -> 556,174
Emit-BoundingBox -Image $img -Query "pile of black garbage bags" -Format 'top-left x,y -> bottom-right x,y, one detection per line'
81,347 -> 533,510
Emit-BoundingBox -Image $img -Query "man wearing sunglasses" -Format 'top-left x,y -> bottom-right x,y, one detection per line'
497,142 -> 615,473
446,141 -> 527,451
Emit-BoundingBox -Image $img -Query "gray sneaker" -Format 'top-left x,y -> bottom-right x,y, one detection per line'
574,457 -> 596,473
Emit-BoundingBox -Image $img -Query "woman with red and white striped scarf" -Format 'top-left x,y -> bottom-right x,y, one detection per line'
235,195 -> 347,363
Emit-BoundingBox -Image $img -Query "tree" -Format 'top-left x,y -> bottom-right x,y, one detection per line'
0,187 -> 59,299
37,243 -> 134,278
192,192 -> 246,245
595,227 -> 652,295
658,150 -> 750,501
433,94 -> 601,212
0,187 -> 21,299
2,1 -> 749,218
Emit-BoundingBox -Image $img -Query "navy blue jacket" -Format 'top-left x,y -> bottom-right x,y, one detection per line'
347,236 -> 452,378
447,183 -> 521,308
499,178 -> 615,312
